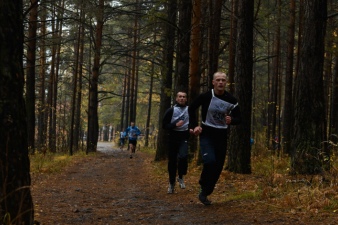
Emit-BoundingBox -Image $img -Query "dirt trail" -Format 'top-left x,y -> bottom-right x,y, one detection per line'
32,143 -> 312,224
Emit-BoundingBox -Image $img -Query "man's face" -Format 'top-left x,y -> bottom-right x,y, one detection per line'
131,122 -> 135,127
176,92 -> 187,105
212,73 -> 227,92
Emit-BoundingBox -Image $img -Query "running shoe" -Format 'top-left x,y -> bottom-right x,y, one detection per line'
168,183 -> 175,194
198,188 -> 211,205
177,177 -> 186,189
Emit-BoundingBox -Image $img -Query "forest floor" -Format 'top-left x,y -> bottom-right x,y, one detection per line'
31,143 -> 337,224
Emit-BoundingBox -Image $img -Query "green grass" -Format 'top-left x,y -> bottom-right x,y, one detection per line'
139,146 -> 156,154
223,190 -> 260,202
30,150 -> 96,174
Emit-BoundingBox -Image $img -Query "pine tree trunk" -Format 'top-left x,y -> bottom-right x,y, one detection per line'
37,6 -> 47,152
124,50 -> 131,128
51,0 -> 64,153
130,1 -> 138,123
189,0 -> 201,155
155,0 -> 177,161
271,0 -> 281,153
282,0 -> 296,156
266,0 -> 271,149
293,0 -> 304,106
292,0 -> 327,174
26,0 -> 39,153
0,1 -> 34,223
120,69 -> 127,130
227,0 -> 254,174
207,0 -> 222,88
331,56 -> 338,145
133,35 -> 140,123
47,3 -> 56,152
103,125 -> 109,141
145,33 -> 156,147
228,0 -> 238,95
87,0 -> 104,153
176,0 -> 192,94
75,1 -> 86,152
70,8 -> 83,155
86,20 -> 92,155
323,18 -> 333,165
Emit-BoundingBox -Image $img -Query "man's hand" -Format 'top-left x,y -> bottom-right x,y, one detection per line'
133,133 -> 136,137
189,126 -> 202,136
176,120 -> 184,127
226,115 -> 231,125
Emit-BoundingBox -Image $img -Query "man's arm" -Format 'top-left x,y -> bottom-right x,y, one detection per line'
162,107 -> 177,130
124,127 -> 130,137
188,94 -> 203,130
229,105 -> 241,125
136,127 -> 141,136
188,94 -> 204,136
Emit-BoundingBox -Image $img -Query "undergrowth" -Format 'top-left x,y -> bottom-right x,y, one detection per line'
30,150 -> 96,174
141,145 -> 338,217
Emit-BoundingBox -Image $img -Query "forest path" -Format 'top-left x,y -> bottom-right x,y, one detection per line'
32,143 -> 307,224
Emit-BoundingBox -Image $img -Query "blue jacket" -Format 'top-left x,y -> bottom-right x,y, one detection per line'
125,126 -> 141,140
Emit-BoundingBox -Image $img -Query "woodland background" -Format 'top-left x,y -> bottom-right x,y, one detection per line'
1,0 -> 338,223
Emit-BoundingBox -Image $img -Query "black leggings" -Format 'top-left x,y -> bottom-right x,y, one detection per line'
199,133 -> 227,196
168,139 -> 188,184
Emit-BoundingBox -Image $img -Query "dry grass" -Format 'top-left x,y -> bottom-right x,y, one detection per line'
142,145 -> 338,218
30,150 -> 96,174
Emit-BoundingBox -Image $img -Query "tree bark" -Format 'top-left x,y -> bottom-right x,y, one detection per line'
26,0 -> 39,153
87,0 -> 104,153
292,0 -> 327,174
124,44 -> 131,129
145,33 -> 156,147
51,0 -> 64,153
37,5 -> 47,152
155,0 -> 177,161
75,1 -> 86,152
133,30 -> 140,123
323,17 -> 333,165
331,56 -> 338,145
282,0 -> 296,155
47,3 -> 56,152
228,0 -> 238,95
293,0 -> 304,106
70,7 -> 83,155
271,0 -> 281,153
103,125 -> 109,141
189,0 -> 201,155
129,0 -> 138,123
120,69 -> 127,130
0,0 -> 34,223
227,0 -> 254,174
176,0 -> 192,94
207,0 -> 222,88
86,18 -> 92,155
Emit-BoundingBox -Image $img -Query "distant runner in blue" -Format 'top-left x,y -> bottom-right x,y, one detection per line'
120,129 -> 125,150
125,122 -> 141,159
188,72 -> 242,205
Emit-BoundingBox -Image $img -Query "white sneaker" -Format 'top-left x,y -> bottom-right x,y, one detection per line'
168,183 -> 175,194
177,177 -> 186,189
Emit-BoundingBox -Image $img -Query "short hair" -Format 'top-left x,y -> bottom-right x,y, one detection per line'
176,91 -> 187,97
213,72 -> 227,80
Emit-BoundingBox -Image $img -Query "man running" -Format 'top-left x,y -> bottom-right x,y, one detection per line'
125,122 -> 141,159
120,130 -> 125,150
162,91 -> 189,193
188,72 -> 241,205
